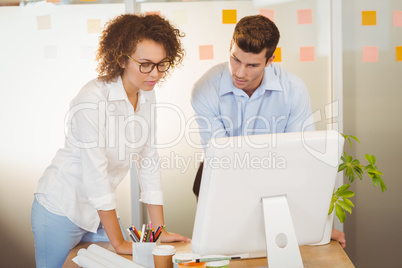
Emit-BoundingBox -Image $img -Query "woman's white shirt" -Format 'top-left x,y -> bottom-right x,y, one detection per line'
35,76 -> 163,232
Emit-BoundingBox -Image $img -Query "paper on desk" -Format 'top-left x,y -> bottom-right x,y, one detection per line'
77,248 -> 122,268
73,244 -> 146,268
73,254 -> 108,268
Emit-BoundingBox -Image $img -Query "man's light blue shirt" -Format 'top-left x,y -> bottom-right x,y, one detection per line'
191,62 -> 315,149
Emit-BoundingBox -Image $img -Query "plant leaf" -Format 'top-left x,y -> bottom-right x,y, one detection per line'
335,184 -> 351,195
328,201 -> 334,215
380,180 -> 387,192
338,190 -> 355,198
335,204 -> 346,223
365,154 -> 376,165
338,200 -> 352,214
343,198 -> 355,208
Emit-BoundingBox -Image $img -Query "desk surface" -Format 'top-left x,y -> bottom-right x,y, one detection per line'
63,241 -> 354,268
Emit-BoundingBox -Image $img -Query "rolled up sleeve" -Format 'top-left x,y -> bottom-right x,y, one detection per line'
68,90 -> 116,211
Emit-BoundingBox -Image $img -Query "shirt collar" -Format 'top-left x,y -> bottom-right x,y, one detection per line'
218,63 -> 283,97
107,76 -> 149,105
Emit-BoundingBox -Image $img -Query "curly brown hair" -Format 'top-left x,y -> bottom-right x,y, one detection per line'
96,14 -> 185,82
233,15 -> 280,62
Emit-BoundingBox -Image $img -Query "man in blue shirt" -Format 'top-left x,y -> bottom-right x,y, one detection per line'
191,15 -> 346,248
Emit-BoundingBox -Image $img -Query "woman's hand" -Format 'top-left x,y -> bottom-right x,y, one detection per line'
159,230 -> 191,243
113,240 -> 133,255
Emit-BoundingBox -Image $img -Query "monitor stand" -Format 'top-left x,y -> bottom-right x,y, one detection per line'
261,195 -> 304,268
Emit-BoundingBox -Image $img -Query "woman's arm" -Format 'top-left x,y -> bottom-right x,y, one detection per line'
98,209 -> 133,254
147,204 -> 191,242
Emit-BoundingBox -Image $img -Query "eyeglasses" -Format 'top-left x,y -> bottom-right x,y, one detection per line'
125,55 -> 171,74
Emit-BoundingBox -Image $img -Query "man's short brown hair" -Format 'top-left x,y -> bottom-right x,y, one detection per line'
232,15 -> 280,61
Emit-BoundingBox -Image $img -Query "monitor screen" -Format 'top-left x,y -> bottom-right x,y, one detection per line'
191,130 -> 344,258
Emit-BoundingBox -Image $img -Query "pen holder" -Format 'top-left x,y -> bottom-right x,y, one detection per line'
132,242 -> 157,268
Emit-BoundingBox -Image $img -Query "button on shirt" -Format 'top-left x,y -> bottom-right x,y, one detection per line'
191,62 -> 315,149
35,77 -> 163,233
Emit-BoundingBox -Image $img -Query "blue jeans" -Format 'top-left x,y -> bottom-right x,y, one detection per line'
31,197 -> 109,268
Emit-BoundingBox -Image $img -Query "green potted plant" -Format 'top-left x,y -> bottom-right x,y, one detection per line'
329,134 -> 387,223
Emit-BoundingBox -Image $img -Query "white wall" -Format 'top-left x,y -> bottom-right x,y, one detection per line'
342,0 -> 402,267
0,3 -> 124,266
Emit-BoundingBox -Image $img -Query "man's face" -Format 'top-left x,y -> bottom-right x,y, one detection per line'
228,41 -> 274,95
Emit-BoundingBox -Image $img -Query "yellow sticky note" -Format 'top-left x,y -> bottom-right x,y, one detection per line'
199,45 -> 214,60
396,46 -> 402,62
37,15 -> 51,30
273,47 -> 281,62
87,19 -> 101,34
362,11 -> 377,26
300,46 -> 315,62
222,10 -> 237,24
297,9 -> 313,25
362,46 -> 378,62
260,9 -> 274,22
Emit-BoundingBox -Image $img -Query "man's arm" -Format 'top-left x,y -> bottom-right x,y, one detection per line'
284,80 -> 315,132
191,82 -> 229,149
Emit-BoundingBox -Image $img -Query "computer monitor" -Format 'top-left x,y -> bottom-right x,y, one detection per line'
191,130 -> 344,266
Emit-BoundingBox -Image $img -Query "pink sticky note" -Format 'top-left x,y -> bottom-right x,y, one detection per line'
199,45 -> 214,60
297,9 -> 313,25
362,46 -> 378,62
146,11 -> 162,17
37,15 -> 51,30
393,11 -> 402,27
260,9 -> 275,22
300,46 -> 315,62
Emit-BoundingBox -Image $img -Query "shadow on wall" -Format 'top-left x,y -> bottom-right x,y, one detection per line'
0,222 -> 35,267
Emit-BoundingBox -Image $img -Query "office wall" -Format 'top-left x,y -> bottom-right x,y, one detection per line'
0,4 -> 125,267
342,0 -> 402,267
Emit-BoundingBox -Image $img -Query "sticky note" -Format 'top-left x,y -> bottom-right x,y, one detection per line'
300,46 -> 315,62
273,47 -> 281,62
146,11 -> 162,17
260,9 -> 275,22
396,46 -> 402,62
172,9 -> 188,24
37,15 -> 51,30
43,45 -> 57,59
222,10 -> 237,24
297,9 -> 313,25
199,45 -> 214,60
362,11 -> 376,26
393,11 -> 402,27
362,46 -> 378,62
87,19 -> 101,34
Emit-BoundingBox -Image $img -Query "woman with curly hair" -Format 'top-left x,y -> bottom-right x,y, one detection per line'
31,14 -> 189,267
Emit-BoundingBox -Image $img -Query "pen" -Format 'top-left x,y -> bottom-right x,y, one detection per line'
140,224 -> 145,243
195,257 -> 241,263
132,225 -> 141,240
127,228 -> 139,242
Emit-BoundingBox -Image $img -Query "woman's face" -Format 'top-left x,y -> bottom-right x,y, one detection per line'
121,39 -> 167,94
